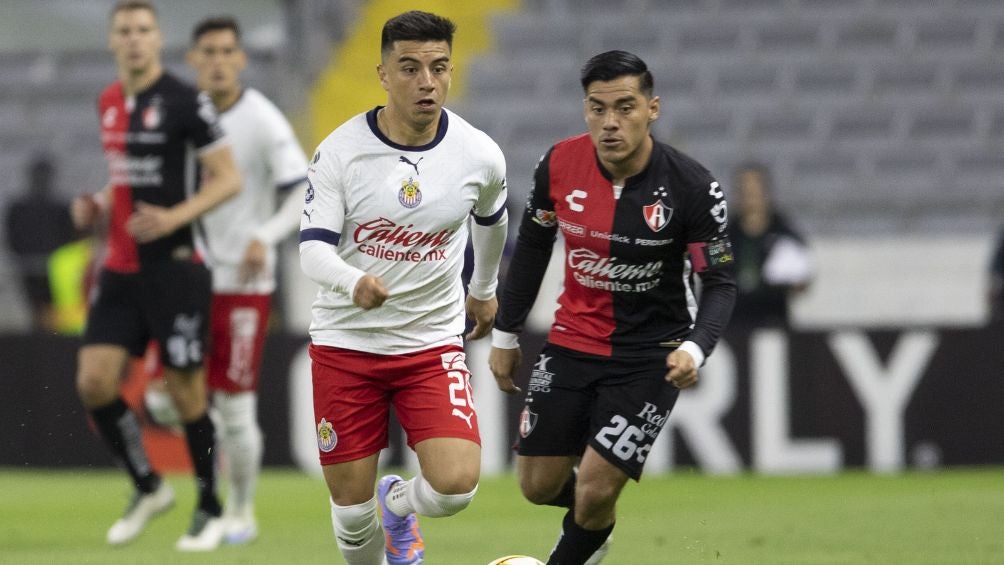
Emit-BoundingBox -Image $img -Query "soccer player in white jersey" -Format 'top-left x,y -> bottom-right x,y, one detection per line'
185,16 -> 308,545
299,11 -> 508,565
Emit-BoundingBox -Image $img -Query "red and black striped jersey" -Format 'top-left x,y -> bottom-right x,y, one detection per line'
97,72 -> 225,273
497,134 -> 736,359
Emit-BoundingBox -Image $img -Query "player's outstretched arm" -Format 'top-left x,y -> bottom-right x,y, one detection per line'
241,179 -> 308,282
128,145 -> 241,243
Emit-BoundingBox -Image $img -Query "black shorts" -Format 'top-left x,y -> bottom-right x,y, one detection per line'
84,262 -> 211,371
516,343 -> 680,481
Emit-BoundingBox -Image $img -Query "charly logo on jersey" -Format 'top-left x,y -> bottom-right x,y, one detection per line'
643,186 -> 673,233
398,177 -> 422,208
519,406 -> 539,438
708,181 -> 728,232
565,189 -> 587,212
317,418 -> 337,452
142,95 -> 163,129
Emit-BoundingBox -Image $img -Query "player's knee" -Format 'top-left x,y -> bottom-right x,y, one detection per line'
330,497 -> 380,539
213,391 -> 257,429
424,466 -> 479,496
574,478 -> 620,515
519,474 -> 565,506
75,369 -> 117,407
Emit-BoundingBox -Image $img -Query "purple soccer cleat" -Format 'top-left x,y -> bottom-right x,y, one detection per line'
378,474 -> 425,564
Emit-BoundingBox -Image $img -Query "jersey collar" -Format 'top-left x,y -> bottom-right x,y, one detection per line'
366,105 -> 449,152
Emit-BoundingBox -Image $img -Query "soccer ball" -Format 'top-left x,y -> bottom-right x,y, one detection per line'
487,557 -> 544,565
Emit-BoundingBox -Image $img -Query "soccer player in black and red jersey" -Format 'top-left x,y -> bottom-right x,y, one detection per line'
489,51 -> 736,565
70,0 -> 241,552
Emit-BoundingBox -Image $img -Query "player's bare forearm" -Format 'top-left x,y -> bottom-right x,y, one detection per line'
489,346 -> 522,395
465,295 -> 497,340
172,146 -> 242,227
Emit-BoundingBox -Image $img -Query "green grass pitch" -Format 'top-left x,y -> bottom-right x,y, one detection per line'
1,467 -> 1002,564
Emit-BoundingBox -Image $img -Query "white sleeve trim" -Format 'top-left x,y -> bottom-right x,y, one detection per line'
677,341 -> 706,368
467,210 -> 508,301
491,328 -> 520,349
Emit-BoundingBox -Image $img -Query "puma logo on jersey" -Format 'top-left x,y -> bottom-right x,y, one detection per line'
399,155 -> 423,175
302,209 -> 313,223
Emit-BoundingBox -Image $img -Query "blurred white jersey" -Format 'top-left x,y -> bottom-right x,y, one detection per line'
302,107 -> 507,354
200,88 -> 308,294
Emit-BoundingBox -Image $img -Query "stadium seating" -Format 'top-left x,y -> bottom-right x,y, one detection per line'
452,0 -> 1004,235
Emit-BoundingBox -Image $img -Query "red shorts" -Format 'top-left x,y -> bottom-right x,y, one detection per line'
207,293 -> 271,393
310,343 -> 481,465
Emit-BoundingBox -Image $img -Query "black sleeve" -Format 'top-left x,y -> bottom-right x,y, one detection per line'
682,174 -> 736,356
183,89 -> 225,150
690,268 -> 737,356
495,149 -> 558,334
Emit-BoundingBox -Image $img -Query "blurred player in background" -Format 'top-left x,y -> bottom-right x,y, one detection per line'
728,162 -> 813,328
71,0 -> 240,552
299,11 -> 508,565
489,50 -> 736,564
185,15 -> 308,545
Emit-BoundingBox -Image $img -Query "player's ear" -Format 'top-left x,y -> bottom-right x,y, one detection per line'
377,64 -> 389,90
648,95 -> 661,123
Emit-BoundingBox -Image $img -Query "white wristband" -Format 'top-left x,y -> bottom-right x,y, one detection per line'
491,328 -> 520,349
677,341 -> 706,367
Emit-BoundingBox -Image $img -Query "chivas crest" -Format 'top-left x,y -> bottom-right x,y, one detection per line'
398,177 -> 422,208
316,418 -> 337,452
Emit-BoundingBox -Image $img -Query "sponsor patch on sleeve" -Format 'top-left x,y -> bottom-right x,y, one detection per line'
532,209 -> 557,227
687,238 -> 734,272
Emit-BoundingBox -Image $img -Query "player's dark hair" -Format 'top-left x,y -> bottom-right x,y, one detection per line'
381,11 -> 456,55
110,0 -> 156,20
580,50 -> 654,97
192,16 -> 242,44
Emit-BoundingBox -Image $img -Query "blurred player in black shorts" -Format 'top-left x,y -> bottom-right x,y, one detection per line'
70,0 -> 240,552
489,51 -> 736,565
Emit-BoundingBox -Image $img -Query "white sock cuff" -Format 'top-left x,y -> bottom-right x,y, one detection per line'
213,391 -> 257,427
330,496 -> 380,537
410,475 -> 478,518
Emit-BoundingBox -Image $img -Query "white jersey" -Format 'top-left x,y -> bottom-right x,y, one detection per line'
200,88 -> 308,294
302,107 -> 507,354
